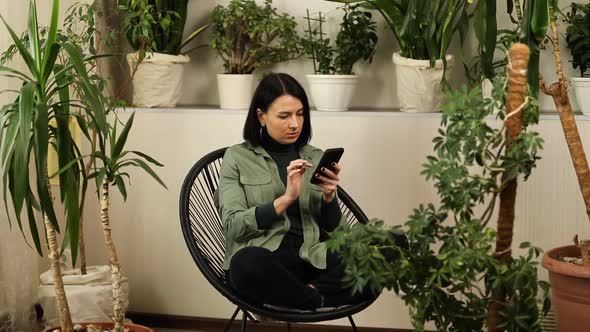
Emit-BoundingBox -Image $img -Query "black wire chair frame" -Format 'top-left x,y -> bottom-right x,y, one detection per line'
179,147 -> 379,331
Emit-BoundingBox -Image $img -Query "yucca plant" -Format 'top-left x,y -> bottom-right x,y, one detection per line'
86,111 -> 166,332
1,1 -> 166,331
0,0 -> 108,331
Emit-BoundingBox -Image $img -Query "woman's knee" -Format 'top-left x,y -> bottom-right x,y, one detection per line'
229,246 -> 272,281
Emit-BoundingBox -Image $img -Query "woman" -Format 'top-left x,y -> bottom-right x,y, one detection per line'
219,73 -> 370,310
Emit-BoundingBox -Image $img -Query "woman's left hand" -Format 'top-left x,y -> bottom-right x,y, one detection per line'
314,162 -> 341,203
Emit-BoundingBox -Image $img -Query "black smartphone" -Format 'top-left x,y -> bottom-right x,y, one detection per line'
310,148 -> 344,185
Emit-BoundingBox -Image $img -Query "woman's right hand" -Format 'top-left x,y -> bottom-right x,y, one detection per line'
284,159 -> 313,202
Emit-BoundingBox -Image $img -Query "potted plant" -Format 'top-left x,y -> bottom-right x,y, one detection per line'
118,0 -> 208,108
536,1 -> 590,330
0,1 -> 91,330
565,1 -> 590,115
328,44 -> 550,331
303,5 -> 378,111
210,0 -> 301,109
0,1 -> 166,331
329,0 -> 473,112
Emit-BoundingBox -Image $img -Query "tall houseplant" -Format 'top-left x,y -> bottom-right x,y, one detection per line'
303,5 -> 378,111
80,110 -> 166,332
329,0 -> 472,112
0,0 -> 102,331
210,0 -> 301,109
328,44 -> 550,331
118,0 -> 208,108
538,1 -> 590,330
1,1 -> 166,331
565,2 -> 590,115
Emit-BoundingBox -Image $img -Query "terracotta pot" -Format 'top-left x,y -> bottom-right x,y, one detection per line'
542,245 -> 590,332
43,322 -> 152,332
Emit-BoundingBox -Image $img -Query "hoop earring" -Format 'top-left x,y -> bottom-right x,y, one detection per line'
259,127 -> 263,140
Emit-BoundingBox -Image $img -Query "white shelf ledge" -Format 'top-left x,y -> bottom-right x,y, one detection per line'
121,106 -> 590,121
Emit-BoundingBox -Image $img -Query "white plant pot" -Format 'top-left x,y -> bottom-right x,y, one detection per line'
392,52 -> 454,112
306,74 -> 358,111
572,77 -> 590,115
38,265 -> 129,327
126,52 -> 189,108
217,74 -> 254,109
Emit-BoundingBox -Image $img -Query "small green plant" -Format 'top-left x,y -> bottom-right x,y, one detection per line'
328,78 -> 549,331
303,5 -> 378,75
118,0 -> 208,58
210,0 -> 301,74
565,2 -> 590,77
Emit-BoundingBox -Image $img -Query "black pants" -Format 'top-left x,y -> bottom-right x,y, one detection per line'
228,236 -> 374,310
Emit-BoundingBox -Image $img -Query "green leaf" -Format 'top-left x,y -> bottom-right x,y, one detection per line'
1,112 -> 18,172
25,188 -> 43,255
122,158 -> 167,189
115,175 -> 127,201
41,0 -> 60,79
2,166 -> 14,229
49,154 -> 86,179
112,112 -> 135,161
129,150 -> 164,167
33,104 -> 58,229
531,0 -> 549,42
27,0 -> 42,69
7,163 -> 30,247
73,114 -> 91,142
0,65 -> 33,82
61,159 -> 81,266
61,43 -> 108,135
180,24 -> 209,50
41,44 -> 61,83
0,15 -> 40,79
14,83 -> 36,219
0,104 -> 10,153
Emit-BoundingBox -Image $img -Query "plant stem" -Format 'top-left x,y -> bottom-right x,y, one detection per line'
78,216 -> 87,275
515,0 -> 523,23
542,12 -> 590,231
487,42 -> 530,332
44,172 -> 74,332
78,129 -> 98,275
100,177 -> 125,332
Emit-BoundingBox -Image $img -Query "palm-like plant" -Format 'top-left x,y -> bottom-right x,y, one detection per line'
1,1 -> 166,332
0,1 -> 107,331
87,111 -> 166,332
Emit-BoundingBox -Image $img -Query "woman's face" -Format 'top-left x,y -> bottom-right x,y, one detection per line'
257,94 -> 305,145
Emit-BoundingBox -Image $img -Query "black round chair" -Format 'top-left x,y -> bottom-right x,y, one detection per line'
179,147 -> 378,332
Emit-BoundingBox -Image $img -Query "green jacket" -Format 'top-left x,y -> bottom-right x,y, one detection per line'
219,142 -> 346,270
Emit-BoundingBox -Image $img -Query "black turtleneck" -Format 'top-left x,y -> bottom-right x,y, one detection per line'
254,130 -> 341,246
